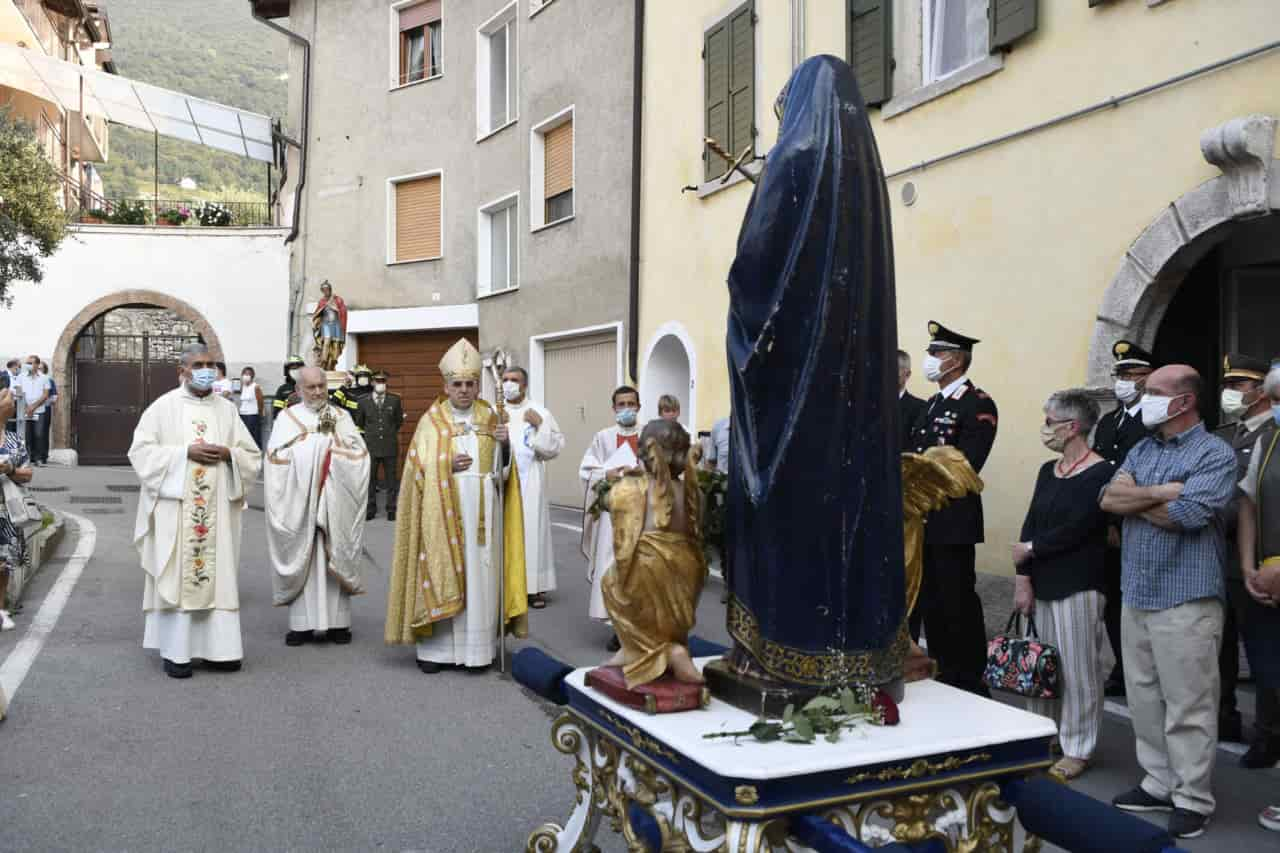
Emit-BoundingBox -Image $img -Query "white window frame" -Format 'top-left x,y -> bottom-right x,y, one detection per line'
920,0 -> 988,87
529,0 -> 557,17
386,168 -> 445,265
476,2 -> 518,141
477,191 -> 519,298
389,0 -> 444,91
529,105 -> 575,232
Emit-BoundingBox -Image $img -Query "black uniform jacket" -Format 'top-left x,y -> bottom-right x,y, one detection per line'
910,379 -> 998,545
356,392 -> 405,458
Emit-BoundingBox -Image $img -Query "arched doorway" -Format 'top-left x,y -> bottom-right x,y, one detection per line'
640,323 -> 696,428
52,291 -> 224,465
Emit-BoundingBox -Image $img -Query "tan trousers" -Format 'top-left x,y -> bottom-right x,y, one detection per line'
1026,591 -> 1106,760
1122,598 -> 1223,815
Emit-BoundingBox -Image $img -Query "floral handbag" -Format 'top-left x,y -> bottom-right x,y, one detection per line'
984,611 -> 1061,700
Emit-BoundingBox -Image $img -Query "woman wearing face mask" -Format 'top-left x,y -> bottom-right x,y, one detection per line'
237,366 -> 265,450
0,389 -> 34,637
1012,389 -> 1114,781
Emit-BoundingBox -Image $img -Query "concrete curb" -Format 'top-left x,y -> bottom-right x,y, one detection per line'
7,507 -> 66,608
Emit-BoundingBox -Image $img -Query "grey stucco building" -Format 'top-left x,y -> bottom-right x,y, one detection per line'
252,0 -> 637,505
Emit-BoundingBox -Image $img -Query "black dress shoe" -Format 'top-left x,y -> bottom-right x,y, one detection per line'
1241,738 -> 1280,769
205,659 -> 242,672
606,633 -> 621,653
163,659 -> 192,679
366,509 -> 377,521
387,511 -> 396,522
1104,677 -> 1126,698
328,628 -> 352,645
286,630 -> 312,646
417,660 -> 442,674
1220,711 -> 1245,744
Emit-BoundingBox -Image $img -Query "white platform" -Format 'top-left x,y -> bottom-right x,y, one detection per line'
565,658 -> 1058,781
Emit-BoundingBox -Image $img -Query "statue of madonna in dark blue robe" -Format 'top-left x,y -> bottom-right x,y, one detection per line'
722,55 -> 907,691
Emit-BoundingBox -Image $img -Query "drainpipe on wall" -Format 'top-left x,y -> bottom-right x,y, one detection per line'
249,0 -> 312,355
790,0 -> 804,69
627,0 -> 645,383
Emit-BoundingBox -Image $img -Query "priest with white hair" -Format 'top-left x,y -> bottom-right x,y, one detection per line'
265,366 -> 370,646
129,343 -> 262,678
384,338 -> 528,673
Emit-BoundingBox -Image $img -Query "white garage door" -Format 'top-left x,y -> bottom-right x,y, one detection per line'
543,332 -> 618,508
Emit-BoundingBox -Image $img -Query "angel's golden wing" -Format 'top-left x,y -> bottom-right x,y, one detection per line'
899,447 -> 983,617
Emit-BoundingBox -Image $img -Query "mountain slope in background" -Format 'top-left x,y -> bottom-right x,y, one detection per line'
95,0 -> 288,200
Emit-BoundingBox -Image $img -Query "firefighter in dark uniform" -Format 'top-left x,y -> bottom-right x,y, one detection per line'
272,354 -> 306,414
1091,340 -> 1155,697
356,370 -> 405,522
1215,353 -> 1275,752
910,321 -> 998,696
332,363 -> 372,426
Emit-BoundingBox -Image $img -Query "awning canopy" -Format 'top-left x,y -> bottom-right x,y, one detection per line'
0,42 -> 275,162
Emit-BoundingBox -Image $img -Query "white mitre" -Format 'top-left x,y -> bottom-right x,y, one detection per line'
440,338 -> 482,381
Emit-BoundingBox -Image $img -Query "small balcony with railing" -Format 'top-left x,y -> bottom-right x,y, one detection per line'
58,170 -> 278,229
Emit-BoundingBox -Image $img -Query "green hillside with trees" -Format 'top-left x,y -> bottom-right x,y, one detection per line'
95,0 -> 288,202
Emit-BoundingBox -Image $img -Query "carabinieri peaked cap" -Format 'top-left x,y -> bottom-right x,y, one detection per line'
927,321 -> 980,352
372,369 -> 389,381
1111,340 -> 1155,370
1222,352 -> 1269,382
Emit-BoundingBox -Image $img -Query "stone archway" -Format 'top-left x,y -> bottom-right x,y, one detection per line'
640,321 -> 697,428
1088,114 -> 1279,386
50,289 -> 224,461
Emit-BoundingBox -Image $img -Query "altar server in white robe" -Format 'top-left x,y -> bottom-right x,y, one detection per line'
265,367 -> 370,646
129,344 -> 262,679
499,365 -> 565,608
580,386 -> 642,637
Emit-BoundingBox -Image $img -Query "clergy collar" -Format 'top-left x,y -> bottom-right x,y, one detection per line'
448,403 -> 475,420
180,386 -> 215,402
940,375 -> 969,399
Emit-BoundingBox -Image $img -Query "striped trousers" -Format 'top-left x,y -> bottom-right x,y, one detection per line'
1025,590 -> 1106,760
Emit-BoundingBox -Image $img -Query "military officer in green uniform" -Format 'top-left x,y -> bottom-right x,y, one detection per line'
1092,340 -> 1156,697
356,370 -> 404,521
272,354 -> 306,414
1215,353 -> 1275,755
909,321 -> 998,696
332,363 -> 372,425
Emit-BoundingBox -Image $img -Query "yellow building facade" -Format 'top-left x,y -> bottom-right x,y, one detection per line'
637,0 -> 1280,574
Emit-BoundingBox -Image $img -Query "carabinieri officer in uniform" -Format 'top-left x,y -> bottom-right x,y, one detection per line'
910,321 -> 998,696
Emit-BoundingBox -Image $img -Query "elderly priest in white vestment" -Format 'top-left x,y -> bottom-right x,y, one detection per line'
265,367 -> 370,646
129,344 -> 262,679
385,338 -> 528,673
499,365 -> 565,609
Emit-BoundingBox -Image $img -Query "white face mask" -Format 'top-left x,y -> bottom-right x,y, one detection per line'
1220,389 -> 1248,419
1114,379 -> 1139,405
1141,393 -> 1184,428
288,368 -> 300,382
241,374 -> 252,384
502,380 -> 522,402
374,383 -> 387,394
357,377 -> 370,387
922,354 -> 947,383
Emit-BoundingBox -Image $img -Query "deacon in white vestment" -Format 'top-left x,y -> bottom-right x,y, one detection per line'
129,344 -> 262,678
580,386 -> 642,625
265,367 -> 370,645
499,366 -> 565,603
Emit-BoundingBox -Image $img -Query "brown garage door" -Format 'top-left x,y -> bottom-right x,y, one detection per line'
356,328 -> 479,470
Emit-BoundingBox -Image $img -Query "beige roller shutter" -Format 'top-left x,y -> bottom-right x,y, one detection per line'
543,119 -> 574,199
543,332 -> 617,508
395,175 -> 441,261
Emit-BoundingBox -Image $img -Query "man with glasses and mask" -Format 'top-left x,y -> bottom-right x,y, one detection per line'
1101,364 -> 1236,840
1093,340 -> 1157,697
1214,353 -> 1277,761
909,321 -> 998,696
128,344 -> 262,679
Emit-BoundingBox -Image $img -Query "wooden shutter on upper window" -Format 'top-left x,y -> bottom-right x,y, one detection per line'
544,120 -> 573,199
990,0 -> 1038,51
395,175 -> 441,261
727,4 -> 754,166
848,0 -> 891,107
399,0 -> 441,30
703,18 -> 730,182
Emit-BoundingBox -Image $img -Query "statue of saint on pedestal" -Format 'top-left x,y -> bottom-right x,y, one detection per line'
311,281 -> 347,371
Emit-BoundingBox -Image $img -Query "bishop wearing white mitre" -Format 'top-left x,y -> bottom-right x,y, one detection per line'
129,344 -> 262,679
265,367 -> 370,646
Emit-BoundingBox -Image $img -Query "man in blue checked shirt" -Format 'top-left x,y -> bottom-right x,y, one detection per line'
1100,364 -> 1236,841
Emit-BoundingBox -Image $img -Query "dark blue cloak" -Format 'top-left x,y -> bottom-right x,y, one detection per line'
724,55 -> 906,687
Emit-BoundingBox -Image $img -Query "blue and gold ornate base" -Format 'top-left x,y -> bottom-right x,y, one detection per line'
527,660 -> 1057,852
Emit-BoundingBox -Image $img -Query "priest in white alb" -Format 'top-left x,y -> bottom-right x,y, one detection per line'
129,344 -> 262,679
265,366 -> 370,646
498,365 -> 565,610
580,385 -> 642,646
384,339 -> 528,673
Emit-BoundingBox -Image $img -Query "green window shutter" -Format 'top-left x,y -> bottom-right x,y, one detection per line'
704,19 -> 731,181
990,0 -> 1038,52
848,0 -> 891,107
727,4 -> 755,166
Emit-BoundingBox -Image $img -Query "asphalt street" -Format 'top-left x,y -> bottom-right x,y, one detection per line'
0,465 -> 1276,852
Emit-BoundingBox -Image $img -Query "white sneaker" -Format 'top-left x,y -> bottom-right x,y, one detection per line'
0,610 -> 13,631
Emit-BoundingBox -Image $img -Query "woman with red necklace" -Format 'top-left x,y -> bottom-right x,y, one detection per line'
1012,389 -> 1114,782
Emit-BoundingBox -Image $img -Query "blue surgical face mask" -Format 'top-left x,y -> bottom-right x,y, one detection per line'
615,408 -> 638,428
1273,403 -> 1280,425
190,367 -> 217,390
